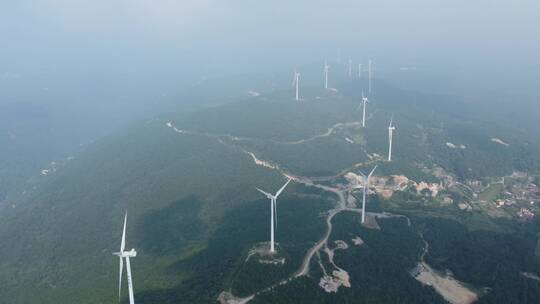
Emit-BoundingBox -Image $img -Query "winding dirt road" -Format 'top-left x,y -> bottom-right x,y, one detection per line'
166,119 -> 396,302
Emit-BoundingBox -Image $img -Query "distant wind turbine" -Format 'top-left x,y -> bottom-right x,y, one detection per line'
292,70 -> 301,101
388,118 -> 396,161
358,166 -> 377,224
368,59 -> 373,94
256,178 -> 292,253
113,212 -> 137,304
358,91 -> 369,127
324,61 -> 330,89
358,63 -> 362,79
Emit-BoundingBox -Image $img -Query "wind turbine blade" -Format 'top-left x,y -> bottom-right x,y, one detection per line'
358,170 -> 367,179
118,257 -> 124,301
368,165 -> 378,178
121,212 -> 127,252
256,188 -> 272,197
275,178 -> 292,198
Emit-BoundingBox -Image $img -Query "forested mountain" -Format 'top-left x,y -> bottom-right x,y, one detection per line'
0,71 -> 539,303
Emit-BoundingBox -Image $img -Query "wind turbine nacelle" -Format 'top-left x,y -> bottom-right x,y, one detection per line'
126,249 -> 137,257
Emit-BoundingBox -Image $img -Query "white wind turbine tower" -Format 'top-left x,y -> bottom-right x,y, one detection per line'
324,61 -> 330,89
388,118 -> 396,161
358,166 -> 377,224
292,70 -> 301,101
256,178 -> 292,253
368,59 -> 373,94
359,91 -> 369,127
113,212 -> 137,304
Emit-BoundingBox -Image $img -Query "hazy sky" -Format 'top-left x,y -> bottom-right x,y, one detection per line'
0,1 -> 539,177
0,0 -> 539,116
2,0 -> 539,74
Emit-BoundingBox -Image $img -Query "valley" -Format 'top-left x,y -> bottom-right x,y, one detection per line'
1,80 -> 539,304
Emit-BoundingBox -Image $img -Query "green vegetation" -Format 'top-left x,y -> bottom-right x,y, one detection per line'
0,76 -> 539,303
478,183 -> 504,202
253,214 -> 446,303
129,191 -> 330,303
170,89 -> 358,142
0,119 -> 284,303
416,216 -> 540,303
229,192 -> 329,296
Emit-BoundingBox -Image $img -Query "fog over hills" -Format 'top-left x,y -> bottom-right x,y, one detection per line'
1,1 -> 539,304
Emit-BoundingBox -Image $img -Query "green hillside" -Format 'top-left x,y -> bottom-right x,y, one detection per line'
0,77 -> 538,303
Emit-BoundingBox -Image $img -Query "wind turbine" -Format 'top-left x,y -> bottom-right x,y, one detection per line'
388,118 -> 396,161
113,212 -> 137,304
324,61 -> 330,89
358,91 -> 369,127
292,70 -> 300,101
256,178 -> 292,253
368,59 -> 372,94
358,166 -> 377,224
358,63 -> 362,79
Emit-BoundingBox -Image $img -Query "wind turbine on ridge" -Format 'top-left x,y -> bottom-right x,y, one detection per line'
358,91 -> 369,127
113,212 -> 137,304
388,117 -> 396,161
256,178 -> 292,253
292,70 -> 301,101
358,166 -> 377,224
324,61 -> 330,89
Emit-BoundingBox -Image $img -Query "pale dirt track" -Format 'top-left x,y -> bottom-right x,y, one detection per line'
166,119 -> 477,304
